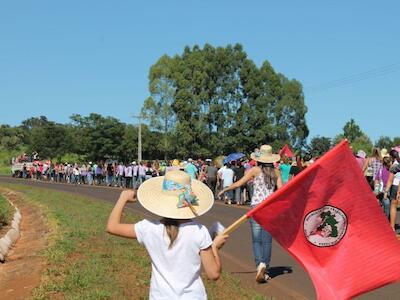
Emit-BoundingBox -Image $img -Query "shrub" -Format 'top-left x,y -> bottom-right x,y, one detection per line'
0,195 -> 12,229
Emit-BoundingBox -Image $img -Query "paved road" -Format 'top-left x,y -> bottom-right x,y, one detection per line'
1,176 -> 399,299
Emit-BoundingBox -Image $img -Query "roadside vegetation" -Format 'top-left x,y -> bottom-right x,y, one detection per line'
1,184 -> 269,300
0,148 -> 17,175
0,194 -> 13,230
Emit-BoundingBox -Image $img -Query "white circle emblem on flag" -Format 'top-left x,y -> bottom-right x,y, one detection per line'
303,205 -> 348,247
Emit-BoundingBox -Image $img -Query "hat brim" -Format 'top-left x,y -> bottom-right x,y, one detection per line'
137,176 -> 214,219
250,153 -> 280,163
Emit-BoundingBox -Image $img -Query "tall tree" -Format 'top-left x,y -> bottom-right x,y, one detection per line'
0,125 -> 26,151
351,134 -> 373,155
343,119 -> 363,142
28,122 -> 71,159
147,43 -> 309,157
20,116 -> 50,145
70,114 -> 125,161
119,124 -> 138,163
307,136 -> 332,157
335,119 -> 373,154
141,55 -> 177,159
375,136 -> 393,150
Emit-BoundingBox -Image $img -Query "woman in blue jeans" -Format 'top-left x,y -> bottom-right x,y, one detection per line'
219,145 -> 282,283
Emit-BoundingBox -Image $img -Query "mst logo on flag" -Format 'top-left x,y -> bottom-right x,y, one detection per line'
304,205 -> 348,247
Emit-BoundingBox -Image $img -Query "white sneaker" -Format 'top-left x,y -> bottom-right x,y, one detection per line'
256,262 -> 266,283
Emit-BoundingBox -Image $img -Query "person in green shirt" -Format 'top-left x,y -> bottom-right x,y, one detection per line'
184,158 -> 198,179
279,155 -> 291,184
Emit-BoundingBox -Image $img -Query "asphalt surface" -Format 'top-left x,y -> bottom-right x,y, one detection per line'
1,176 -> 399,300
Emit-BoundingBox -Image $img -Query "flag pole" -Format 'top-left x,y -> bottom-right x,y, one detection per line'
223,214 -> 249,235
223,141 -> 352,236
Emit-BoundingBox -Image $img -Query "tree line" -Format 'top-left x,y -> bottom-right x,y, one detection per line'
0,114 -> 159,162
0,115 -> 398,164
307,118 -> 400,158
0,44 -> 398,163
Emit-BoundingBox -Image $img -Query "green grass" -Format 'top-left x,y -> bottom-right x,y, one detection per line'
0,194 -> 13,229
0,147 -> 19,175
0,184 -> 269,300
0,165 -> 11,175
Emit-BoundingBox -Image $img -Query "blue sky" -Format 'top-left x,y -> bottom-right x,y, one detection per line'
1,1 -> 399,142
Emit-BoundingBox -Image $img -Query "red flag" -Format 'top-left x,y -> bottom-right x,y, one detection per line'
279,144 -> 294,158
247,140 -> 400,300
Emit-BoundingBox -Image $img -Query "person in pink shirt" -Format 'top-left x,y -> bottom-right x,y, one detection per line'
355,150 -> 366,169
375,156 -> 392,219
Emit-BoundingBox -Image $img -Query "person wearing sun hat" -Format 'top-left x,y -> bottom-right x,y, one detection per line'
380,148 -> 390,159
165,159 -> 181,173
355,149 -> 366,169
107,170 -> 228,299
218,144 -> 283,283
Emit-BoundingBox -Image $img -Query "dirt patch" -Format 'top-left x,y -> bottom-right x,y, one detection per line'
0,188 -> 48,300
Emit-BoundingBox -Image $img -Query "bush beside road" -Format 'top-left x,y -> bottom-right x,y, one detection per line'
0,149 -> 12,175
0,194 -> 12,230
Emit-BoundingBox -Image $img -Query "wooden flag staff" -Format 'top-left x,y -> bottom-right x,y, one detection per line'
223,214 -> 249,235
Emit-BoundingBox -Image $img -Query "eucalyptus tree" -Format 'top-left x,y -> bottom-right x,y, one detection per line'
141,55 -> 177,159
145,43 -> 309,157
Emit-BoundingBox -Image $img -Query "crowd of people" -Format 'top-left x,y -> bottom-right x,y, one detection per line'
14,146 -> 400,217
11,144 -> 400,297
355,147 -> 400,231
14,153 -> 311,204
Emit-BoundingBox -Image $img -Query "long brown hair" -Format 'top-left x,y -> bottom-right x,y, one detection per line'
162,218 -> 179,249
371,148 -> 381,160
258,162 -> 277,190
383,156 -> 392,169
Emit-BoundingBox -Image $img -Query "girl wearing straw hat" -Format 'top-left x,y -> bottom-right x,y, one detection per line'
218,145 -> 282,283
107,170 -> 228,299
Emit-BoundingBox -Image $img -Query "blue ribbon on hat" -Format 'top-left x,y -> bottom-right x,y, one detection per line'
162,179 -> 199,208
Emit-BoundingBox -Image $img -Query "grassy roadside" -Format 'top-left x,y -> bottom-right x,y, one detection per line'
0,166 -> 11,175
0,194 -> 13,230
0,148 -> 15,175
1,184 -> 269,300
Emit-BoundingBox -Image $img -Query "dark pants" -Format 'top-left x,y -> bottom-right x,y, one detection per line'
207,178 -> 217,197
377,192 -> 390,219
365,176 -> 374,191
125,177 -> 132,188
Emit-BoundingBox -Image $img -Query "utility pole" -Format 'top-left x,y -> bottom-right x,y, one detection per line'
132,115 -> 142,163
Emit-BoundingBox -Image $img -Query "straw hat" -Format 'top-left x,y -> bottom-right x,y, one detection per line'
137,170 -> 214,219
380,148 -> 389,158
172,159 -> 180,167
250,145 -> 280,163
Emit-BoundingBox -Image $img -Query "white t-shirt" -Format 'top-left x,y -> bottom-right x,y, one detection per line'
125,166 -> 133,177
217,166 -> 226,178
219,168 -> 234,187
135,219 -> 213,300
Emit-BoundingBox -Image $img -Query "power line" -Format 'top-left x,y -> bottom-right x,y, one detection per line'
305,62 -> 400,93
